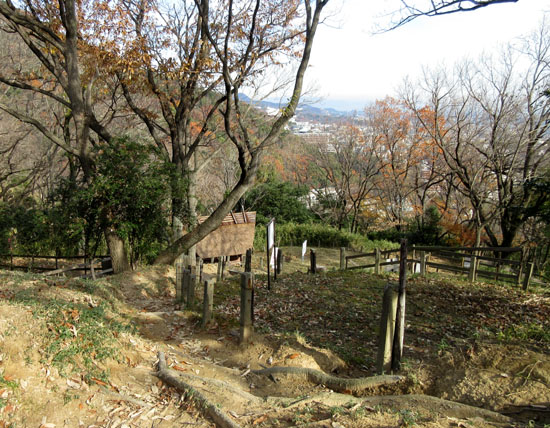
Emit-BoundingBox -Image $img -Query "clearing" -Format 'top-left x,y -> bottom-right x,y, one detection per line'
0,248 -> 549,428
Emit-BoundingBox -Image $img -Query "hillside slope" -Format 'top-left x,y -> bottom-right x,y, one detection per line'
0,265 -> 548,427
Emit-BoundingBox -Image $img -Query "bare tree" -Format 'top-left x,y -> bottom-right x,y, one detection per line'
307,125 -> 381,232
155,0 -> 330,263
386,0 -> 518,30
404,19 -> 550,248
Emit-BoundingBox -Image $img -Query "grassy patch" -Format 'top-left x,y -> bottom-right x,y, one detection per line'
213,266 -> 550,371
0,373 -> 18,390
10,283 -> 131,382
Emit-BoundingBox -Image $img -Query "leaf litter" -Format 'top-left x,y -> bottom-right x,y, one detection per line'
0,262 -> 549,427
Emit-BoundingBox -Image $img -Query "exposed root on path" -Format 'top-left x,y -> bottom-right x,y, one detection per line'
155,352 -> 242,428
267,392 -> 512,424
363,394 -> 513,424
252,366 -> 404,393
175,372 -> 262,404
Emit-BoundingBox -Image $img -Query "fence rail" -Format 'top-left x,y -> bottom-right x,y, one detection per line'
342,245 -> 536,290
0,253 -> 111,278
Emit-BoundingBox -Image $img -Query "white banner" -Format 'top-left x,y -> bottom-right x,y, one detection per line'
267,220 -> 275,250
301,240 -> 307,260
270,247 -> 278,268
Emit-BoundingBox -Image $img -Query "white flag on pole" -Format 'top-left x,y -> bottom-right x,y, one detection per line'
267,220 -> 275,250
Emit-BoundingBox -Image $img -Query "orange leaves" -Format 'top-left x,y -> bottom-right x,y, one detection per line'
253,415 -> 268,425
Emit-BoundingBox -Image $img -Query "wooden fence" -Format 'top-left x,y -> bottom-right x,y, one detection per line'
0,254 -> 112,278
343,245 -> 536,290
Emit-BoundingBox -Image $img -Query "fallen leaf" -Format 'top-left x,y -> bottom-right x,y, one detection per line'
91,378 -> 108,387
171,365 -> 187,372
253,415 -> 267,425
287,353 -> 300,359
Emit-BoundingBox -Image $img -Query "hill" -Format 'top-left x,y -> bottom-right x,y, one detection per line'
0,255 -> 549,427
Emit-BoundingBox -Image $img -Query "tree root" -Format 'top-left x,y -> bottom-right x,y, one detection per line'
155,352 -> 242,428
252,366 -> 404,393
268,392 -> 511,424
176,372 -> 261,404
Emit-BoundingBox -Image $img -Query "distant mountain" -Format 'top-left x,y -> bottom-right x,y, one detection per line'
240,94 -> 359,119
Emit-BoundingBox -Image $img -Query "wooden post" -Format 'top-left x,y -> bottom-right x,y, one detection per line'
202,279 -> 215,327
468,254 -> 478,284
175,263 -> 184,303
391,239 -> 407,372
310,249 -> 316,274
182,268 -> 190,305
516,262 -> 524,286
245,248 -> 252,273
274,248 -> 278,281
420,251 -> 426,277
240,272 -> 254,343
522,262 -> 534,291
376,282 -> 398,374
375,248 -> 381,275
186,272 -> 196,309
55,255 -> 59,270
340,247 -> 346,270
217,257 -> 223,282
197,257 -> 203,283
10,253 -> 13,271
190,265 -> 199,291
276,249 -> 283,275
90,258 -> 96,280
245,248 -> 254,322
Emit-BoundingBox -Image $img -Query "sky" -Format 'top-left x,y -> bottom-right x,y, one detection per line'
303,0 -> 550,111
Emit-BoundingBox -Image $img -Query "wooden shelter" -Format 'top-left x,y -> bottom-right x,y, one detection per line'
195,211 -> 256,261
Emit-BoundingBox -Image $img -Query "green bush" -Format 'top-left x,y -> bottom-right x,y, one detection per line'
242,178 -> 314,225
51,138 -> 172,263
254,222 -> 397,251
0,201 -> 57,255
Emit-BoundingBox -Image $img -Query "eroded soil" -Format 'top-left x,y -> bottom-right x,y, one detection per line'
0,264 -> 548,428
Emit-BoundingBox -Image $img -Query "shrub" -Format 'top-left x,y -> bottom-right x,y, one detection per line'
254,222 -> 397,251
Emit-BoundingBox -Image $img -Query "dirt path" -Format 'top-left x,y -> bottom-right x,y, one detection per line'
0,266 -> 548,427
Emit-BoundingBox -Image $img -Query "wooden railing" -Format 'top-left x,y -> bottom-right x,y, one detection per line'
342,245 -> 535,290
0,254 -> 111,278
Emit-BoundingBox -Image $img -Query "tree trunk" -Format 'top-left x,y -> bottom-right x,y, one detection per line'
104,228 -> 131,273
155,154 -> 260,265
186,165 -> 199,265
